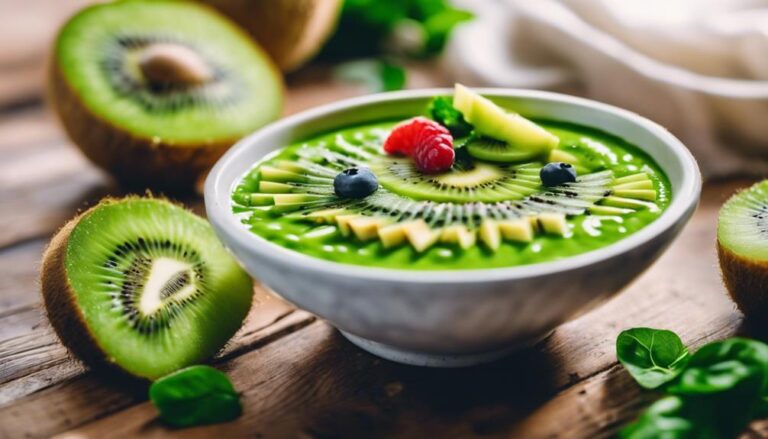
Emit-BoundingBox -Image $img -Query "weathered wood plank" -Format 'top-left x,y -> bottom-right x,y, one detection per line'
34,180 -> 750,438
0,108 -> 60,155
0,239 -> 45,312
0,286 -> 299,399
0,301 -> 310,438
0,0 -> 93,107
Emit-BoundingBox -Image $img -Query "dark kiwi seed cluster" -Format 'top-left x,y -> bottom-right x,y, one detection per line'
755,204 -> 768,234
103,237 -> 205,335
99,35 -> 242,112
382,160 -> 512,190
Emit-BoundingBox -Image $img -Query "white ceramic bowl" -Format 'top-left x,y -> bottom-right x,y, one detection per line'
205,89 -> 701,367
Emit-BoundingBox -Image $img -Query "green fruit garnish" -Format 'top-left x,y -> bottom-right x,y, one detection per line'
453,83 -> 558,154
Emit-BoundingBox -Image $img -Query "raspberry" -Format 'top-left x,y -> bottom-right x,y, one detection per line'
383,117 -> 454,173
383,117 -> 449,155
414,140 -> 455,173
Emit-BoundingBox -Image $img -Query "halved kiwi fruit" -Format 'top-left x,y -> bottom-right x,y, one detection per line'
236,137 -> 658,252
41,197 -> 253,380
49,0 -> 283,192
200,0 -> 343,72
717,180 -> 768,318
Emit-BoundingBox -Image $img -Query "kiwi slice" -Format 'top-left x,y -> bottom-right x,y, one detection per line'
549,141 -> 616,174
453,84 -> 559,153
465,137 -> 542,163
236,136 -> 659,252
717,180 -> 768,319
49,1 -> 283,191
369,156 -> 542,203
41,197 -> 253,380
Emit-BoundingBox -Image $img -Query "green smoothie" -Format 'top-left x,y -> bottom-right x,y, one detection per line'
231,93 -> 671,271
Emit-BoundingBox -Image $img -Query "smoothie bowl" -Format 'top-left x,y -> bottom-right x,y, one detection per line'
205,87 -> 701,366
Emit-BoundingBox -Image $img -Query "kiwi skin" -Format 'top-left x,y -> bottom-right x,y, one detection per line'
40,209 -> 112,375
40,197 -> 253,379
49,64 -> 242,193
201,0 -> 342,71
718,242 -> 768,319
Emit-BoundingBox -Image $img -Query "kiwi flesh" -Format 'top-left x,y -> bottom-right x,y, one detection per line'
236,135 -> 658,252
41,197 -> 253,380
549,141 -> 616,174
49,1 -> 283,192
465,137 -> 541,163
717,180 -> 768,318
453,84 -> 559,153
200,0 -> 343,72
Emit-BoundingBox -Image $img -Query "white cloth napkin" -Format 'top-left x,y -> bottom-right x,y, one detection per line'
445,0 -> 768,177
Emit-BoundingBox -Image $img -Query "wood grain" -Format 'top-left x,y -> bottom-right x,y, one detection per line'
0,290 -> 307,436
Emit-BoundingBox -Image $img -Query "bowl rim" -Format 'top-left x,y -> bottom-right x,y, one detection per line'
205,88 -> 701,284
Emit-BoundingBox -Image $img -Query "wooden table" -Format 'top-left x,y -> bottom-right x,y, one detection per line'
0,6 -> 761,438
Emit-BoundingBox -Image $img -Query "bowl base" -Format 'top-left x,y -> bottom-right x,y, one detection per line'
339,330 -> 552,368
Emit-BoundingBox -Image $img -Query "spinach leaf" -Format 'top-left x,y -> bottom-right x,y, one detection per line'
619,395 -> 747,439
667,337 -> 768,396
617,331 -> 768,438
428,96 -> 473,137
616,328 -> 690,389
149,365 -> 242,428
619,396 -> 705,439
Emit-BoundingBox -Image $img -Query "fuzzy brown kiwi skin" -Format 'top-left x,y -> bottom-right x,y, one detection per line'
717,240 -> 768,319
201,0 -> 342,72
40,206 -> 130,378
48,64 -> 236,194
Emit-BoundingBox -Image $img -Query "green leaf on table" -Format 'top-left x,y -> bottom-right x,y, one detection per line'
149,365 -> 242,428
334,59 -> 406,92
616,328 -> 690,389
619,395 -> 731,439
427,96 -> 473,137
666,337 -> 768,396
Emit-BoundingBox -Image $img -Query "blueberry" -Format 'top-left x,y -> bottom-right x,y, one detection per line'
540,162 -> 577,187
334,167 -> 378,198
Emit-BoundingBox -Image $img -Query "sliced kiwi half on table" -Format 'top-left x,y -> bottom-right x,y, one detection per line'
49,0 -> 283,192
236,138 -> 659,252
717,180 -> 768,320
41,197 -> 253,380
